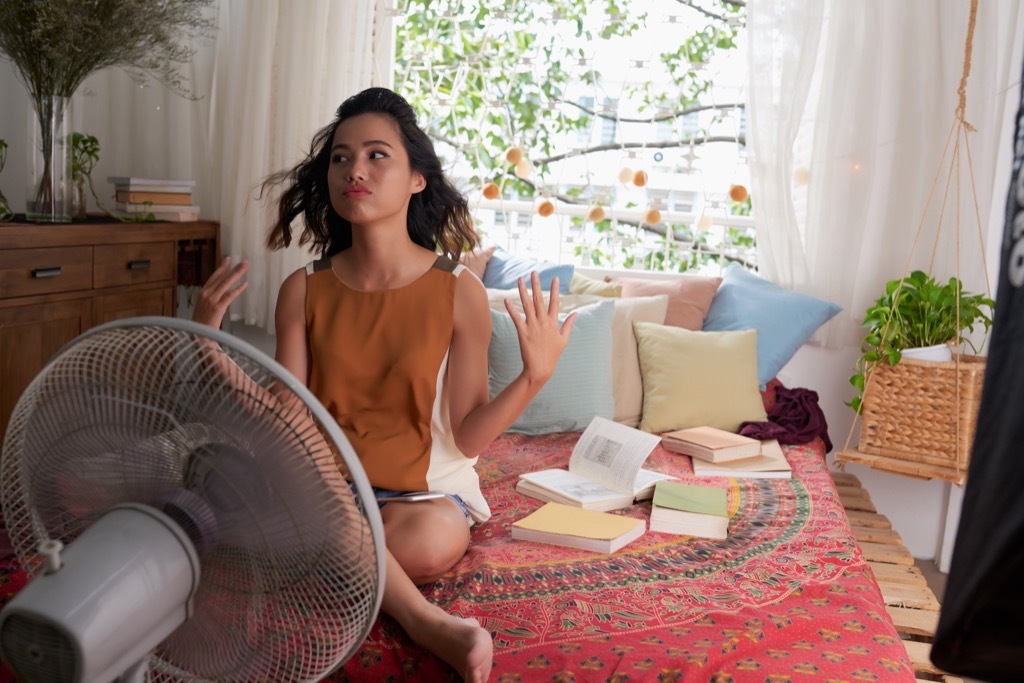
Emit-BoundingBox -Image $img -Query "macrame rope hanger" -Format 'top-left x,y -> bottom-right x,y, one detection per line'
838,0 -> 993,483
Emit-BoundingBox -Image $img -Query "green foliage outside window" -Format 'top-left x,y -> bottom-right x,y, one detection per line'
395,0 -> 752,272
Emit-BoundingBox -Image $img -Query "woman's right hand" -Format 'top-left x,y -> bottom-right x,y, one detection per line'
192,256 -> 249,329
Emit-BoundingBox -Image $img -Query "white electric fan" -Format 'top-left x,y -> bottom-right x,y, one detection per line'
0,317 -> 386,682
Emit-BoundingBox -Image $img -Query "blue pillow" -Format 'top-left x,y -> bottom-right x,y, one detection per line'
702,263 -> 841,386
482,246 -> 573,294
488,299 -> 614,435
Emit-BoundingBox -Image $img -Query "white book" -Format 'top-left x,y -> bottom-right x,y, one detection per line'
108,176 -> 196,191
516,416 -> 672,511
115,201 -> 200,213
690,439 -> 792,480
111,208 -> 201,222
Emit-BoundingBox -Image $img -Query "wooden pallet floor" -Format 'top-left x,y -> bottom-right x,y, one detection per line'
831,471 -> 961,683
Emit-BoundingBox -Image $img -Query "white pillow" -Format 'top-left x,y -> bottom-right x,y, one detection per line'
488,299 -> 615,434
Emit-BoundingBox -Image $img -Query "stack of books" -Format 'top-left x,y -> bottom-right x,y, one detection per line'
108,177 -> 199,221
661,426 -> 792,480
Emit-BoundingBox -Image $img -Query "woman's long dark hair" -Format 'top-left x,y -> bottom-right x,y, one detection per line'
264,87 -> 477,259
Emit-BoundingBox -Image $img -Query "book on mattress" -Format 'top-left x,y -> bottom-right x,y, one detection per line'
661,425 -> 760,463
648,480 -> 729,539
516,416 -> 671,511
690,439 -> 792,479
511,502 -> 646,553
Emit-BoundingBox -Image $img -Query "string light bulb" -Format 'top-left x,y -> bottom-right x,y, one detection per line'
537,199 -> 555,217
728,184 -> 748,202
514,158 -> 534,179
482,182 -> 500,199
505,147 -> 524,164
618,167 -> 634,184
587,205 -> 606,222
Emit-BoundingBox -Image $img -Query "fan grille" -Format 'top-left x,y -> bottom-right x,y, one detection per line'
0,614 -> 76,683
0,319 -> 385,682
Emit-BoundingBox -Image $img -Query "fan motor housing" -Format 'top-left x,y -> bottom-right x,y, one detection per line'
0,504 -> 200,683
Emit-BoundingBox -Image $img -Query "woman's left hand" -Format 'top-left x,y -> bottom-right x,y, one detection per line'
505,271 -> 576,387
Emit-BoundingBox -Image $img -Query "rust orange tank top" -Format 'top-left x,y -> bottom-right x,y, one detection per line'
304,255 -> 489,522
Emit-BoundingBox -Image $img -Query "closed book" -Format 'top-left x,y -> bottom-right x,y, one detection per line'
511,502 -> 646,553
648,480 -> 728,538
115,191 -> 194,205
661,426 -> 761,463
691,439 -> 792,479
115,201 -> 200,213
108,176 -> 196,192
111,208 -> 200,222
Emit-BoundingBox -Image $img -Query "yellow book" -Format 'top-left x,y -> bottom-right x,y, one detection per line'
511,502 -> 646,553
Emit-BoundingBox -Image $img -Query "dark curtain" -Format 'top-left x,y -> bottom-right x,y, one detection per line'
931,53 -> 1024,681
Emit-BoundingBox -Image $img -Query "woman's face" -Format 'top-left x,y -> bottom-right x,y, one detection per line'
327,112 -> 425,228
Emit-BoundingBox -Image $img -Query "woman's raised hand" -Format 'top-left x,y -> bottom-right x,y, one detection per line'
505,271 -> 576,387
192,256 -> 249,329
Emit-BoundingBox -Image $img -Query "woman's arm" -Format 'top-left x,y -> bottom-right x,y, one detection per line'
191,257 -> 249,330
447,271 -> 576,456
274,268 -> 311,386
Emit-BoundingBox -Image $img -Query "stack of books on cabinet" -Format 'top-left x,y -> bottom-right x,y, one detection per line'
108,177 -> 199,222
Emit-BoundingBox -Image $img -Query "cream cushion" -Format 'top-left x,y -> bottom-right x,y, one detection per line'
633,322 -> 767,433
570,272 -> 622,297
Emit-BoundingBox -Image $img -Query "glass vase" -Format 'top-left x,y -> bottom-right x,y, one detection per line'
26,96 -> 73,223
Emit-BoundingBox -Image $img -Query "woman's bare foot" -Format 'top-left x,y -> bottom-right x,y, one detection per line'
405,608 -> 493,682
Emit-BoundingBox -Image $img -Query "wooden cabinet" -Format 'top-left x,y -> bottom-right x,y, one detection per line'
0,218 -> 219,441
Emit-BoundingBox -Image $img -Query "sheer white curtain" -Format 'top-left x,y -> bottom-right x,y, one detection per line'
210,0 -> 385,331
748,0 -> 1024,347
0,0 -> 387,332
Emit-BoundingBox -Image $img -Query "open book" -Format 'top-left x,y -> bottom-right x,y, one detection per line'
516,416 -> 672,511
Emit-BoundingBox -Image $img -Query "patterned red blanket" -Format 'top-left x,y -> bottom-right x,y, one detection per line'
0,386 -> 914,682
332,434 -> 914,681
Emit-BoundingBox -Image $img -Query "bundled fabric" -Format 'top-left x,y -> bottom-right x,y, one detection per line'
738,386 -> 833,452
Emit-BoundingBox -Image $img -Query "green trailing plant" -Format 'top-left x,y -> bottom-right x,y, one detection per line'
395,0 -> 751,271
848,270 -> 994,414
70,132 -> 99,220
0,138 -> 11,220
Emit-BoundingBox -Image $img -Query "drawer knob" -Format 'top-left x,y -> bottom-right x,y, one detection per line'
32,267 -> 62,279
128,259 -> 151,271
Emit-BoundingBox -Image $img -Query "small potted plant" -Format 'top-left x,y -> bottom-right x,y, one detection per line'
70,132 -> 100,221
848,270 -> 994,413
0,138 -> 11,220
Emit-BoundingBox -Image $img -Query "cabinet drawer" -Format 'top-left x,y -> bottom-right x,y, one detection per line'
94,242 -> 174,288
93,287 -> 173,325
0,246 -> 94,298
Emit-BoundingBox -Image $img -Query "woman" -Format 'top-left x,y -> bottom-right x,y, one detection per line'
193,87 -> 575,683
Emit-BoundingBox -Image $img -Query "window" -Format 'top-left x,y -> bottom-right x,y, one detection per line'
394,1 -> 754,273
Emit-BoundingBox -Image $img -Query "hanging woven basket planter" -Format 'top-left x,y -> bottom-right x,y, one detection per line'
835,0 -> 994,486
841,354 -> 985,484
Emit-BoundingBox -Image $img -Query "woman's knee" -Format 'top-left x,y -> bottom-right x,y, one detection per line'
383,500 -> 470,583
